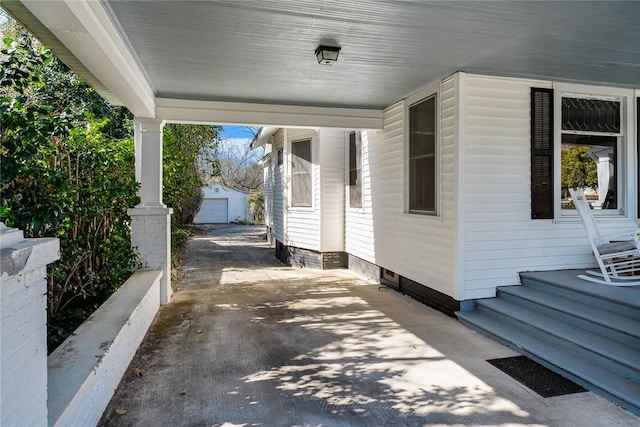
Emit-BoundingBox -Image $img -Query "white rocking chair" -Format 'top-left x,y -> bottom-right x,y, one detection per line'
569,188 -> 640,286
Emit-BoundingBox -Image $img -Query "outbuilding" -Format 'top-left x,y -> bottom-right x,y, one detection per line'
194,183 -> 251,224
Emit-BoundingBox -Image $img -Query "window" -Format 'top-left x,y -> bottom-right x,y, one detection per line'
290,139 -> 312,207
348,131 -> 362,208
560,96 -> 622,211
531,87 -> 626,218
408,94 -> 437,214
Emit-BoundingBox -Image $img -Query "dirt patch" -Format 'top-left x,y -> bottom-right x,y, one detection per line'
151,299 -> 196,339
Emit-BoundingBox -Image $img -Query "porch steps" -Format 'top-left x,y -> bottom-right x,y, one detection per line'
456,270 -> 640,415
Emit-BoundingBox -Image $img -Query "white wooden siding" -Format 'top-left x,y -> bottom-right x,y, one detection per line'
345,130 -> 376,262
352,80 -> 458,297
263,156 -> 273,229
318,129 -> 346,252
285,129 -> 320,251
460,73 -> 639,299
271,130 -> 285,243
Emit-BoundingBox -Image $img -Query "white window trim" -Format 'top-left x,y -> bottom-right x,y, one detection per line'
553,83 -> 635,220
404,83 -> 440,216
287,132 -> 316,211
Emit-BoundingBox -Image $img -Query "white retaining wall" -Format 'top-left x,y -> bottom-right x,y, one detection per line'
47,270 -> 162,427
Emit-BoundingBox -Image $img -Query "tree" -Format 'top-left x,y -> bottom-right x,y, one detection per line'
247,188 -> 264,222
211,128 -> 264,192
561,145 -> 598,197
163,124 -> 221,227
1,15 -> 138,351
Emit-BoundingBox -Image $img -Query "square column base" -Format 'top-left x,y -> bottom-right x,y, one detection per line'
128,207 -> 173,305
1,225 -> 59,426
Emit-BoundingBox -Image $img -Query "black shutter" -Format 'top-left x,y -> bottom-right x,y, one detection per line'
531,88 -> 554,219
637,97 -> 639,219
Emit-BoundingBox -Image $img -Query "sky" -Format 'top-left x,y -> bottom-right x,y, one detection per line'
219,126 -> 263,161
221,126 -> 257,140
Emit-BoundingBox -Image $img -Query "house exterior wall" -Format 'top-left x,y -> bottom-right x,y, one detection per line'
318,129 -> 346,252
345,130 -> 376,263
262,73 -> 639,302
356,77 -> 459,299
285,129 -> 321,252
271,130 -> 285,243
459,73 -> 639,299
263,156 -> 273,233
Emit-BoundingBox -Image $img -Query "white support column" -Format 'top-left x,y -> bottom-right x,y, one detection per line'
0,223 -> 59,427
128,119 -> 173,305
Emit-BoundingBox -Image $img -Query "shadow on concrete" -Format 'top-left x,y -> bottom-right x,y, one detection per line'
99,225 -> 638,427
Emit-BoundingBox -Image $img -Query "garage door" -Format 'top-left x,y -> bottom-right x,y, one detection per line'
194,198 -> 228,223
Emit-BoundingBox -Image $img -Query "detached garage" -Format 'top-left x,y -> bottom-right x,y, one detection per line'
193,183 -> 251,224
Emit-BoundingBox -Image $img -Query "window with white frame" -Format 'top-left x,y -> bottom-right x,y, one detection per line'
560,96 -> 622,211
408,93 -> 437,214
290,139 -> 312,207
348,131 -> 362,208
531,87 -> 627,219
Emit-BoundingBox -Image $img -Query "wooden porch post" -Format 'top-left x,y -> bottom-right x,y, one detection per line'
128,118 -> 173,305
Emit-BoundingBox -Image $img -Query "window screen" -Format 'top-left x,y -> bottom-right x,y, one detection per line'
291,139 -> 312,207
409,95 -> 436,213
349,132 -> 362,208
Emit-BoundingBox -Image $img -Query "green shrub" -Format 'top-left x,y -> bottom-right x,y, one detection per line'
1,21 -> 139,351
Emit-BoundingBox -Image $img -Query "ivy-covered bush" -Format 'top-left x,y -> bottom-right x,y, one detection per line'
1,18 -> 139,350
162,124 -> 221,279
1,15 -> 221,351
163,123 -> 221,227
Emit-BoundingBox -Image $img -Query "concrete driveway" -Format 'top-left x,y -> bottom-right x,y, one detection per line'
99,224 -> 638,427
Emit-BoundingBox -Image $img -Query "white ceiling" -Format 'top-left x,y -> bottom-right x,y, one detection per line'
103,0 -> 640,109
4,1 -> 640,119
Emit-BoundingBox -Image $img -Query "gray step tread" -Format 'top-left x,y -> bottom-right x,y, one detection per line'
476,298 -> 640,373
498,285 -> 640,341
520,270 -> 640,313
457,311 -> 640,411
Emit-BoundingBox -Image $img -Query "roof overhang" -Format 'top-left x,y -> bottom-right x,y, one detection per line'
4,1 -> 639,127
251,127 -> 279,149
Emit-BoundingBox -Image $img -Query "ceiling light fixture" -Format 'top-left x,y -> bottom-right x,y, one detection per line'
315,45 -> 341,65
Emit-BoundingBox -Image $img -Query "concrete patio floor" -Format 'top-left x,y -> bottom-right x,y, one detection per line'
99,224 -> 639,427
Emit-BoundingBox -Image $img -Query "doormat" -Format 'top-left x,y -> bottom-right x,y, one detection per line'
487,355 -> 587,398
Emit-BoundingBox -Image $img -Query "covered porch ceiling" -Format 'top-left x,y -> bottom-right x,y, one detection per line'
3,1 -> 640,128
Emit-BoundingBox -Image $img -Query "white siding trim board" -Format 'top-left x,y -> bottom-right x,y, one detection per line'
451,73 -> 466,301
